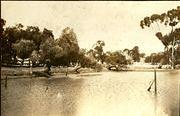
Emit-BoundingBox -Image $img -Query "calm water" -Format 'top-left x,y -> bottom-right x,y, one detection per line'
1,71 -> 180,116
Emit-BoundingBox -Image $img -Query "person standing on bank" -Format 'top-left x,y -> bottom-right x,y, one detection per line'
44,59 -> 51,75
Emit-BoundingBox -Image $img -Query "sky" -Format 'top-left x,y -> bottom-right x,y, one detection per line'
1,1 -> 180,55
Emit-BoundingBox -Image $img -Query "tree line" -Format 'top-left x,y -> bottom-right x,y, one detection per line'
1,18 -> 146,70
1,6 -> 179,70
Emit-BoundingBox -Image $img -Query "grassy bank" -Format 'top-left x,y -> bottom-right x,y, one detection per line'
1,66 -> 179,80
1,66 -> 104,78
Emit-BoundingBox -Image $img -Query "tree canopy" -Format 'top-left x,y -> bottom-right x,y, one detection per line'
140,6 -> 180,68
13,39 -> 35,62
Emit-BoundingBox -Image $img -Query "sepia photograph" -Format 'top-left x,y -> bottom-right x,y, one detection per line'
1,1 -> 180,116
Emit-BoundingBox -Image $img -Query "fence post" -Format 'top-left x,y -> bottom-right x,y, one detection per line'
5,76 -> 8,88
66,67 -> 68,76
154,69 -> 157,94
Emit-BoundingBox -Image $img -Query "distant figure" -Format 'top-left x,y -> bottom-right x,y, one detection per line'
44,59 -> 51,75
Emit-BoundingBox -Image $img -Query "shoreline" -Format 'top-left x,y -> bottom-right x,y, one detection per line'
1,66 -> 180,80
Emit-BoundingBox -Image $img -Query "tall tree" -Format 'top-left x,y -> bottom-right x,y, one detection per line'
130,46 -> 140,62
56,27 -> 80,65
1,22 -> 24,64
93,40 -> 105,63
39,37 -> 56,63
25,26 -> 43,51
140,6 -> 180,69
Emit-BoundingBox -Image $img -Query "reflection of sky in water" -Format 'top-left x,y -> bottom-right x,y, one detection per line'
1,71 -> 179,116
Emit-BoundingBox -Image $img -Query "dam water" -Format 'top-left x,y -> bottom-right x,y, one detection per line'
1,71 -> 179,116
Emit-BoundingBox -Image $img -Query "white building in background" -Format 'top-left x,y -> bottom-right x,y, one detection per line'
16,57 -> 32,66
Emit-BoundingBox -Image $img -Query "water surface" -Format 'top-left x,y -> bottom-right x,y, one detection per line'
1,71 -> 179,116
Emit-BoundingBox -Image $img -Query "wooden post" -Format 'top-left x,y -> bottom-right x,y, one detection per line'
29,60 -> 32,75
154,70 -> 158,116
154,69 -> 157,94
171,38 -> 175,69
5,76 -> 7,88
66,67 -> 68,76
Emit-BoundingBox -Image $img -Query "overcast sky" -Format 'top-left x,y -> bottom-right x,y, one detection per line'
1,1 -> 180,55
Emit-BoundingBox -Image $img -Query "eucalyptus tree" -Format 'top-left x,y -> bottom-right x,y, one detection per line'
40,37 -> 64,65
105,51 -> 127,66
140,6 -> 180,69
123,48 -> 130,55
123,49 -> 133,64
77,48 -> 102,72
25,26 -> 43,51
56,27 -> 80,66
1,22 -> 25,64
130,46 -> 140,62
92,40 -> 106,63
145,52 -> 168,65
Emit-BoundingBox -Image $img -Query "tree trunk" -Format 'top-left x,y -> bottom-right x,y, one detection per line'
172,38 -> 175,69
171,26 -> 175,69
166,48 -> 170,65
